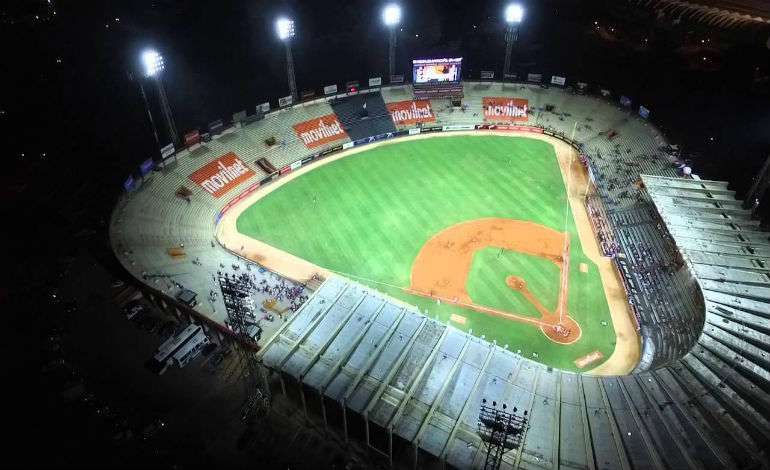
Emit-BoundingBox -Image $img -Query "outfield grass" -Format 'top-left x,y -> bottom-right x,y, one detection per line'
236,135 -> 616,371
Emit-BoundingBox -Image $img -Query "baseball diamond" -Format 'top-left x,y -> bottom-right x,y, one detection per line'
227,134 -> 623,372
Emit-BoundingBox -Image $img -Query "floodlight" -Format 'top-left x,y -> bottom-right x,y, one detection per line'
276,17 -> 295,40
382,4 -> 401,27
505,4 -> 524,24
141,49 -> 164,77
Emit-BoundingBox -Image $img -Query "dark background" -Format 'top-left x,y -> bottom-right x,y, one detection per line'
1,0 -> 769,467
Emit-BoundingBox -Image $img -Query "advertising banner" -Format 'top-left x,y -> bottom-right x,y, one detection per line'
278,95 -> 293,107
184,130 -> 200,147
368,77 -> 382,87
160,143 -> 175,158
408,128 -> 421,135
639,106 -> 650,119
323,84 -> 338,95
503,73 -> 518,80
390,74 -> 405,84
386,100 -> 436,126
342,142 -> 355,149
442,124 -> 475,131
482,124 -> 543,133
279,166 -> 292,175
527,73 -> 542,83
301,156 -> 314,165
480,70 -> 495,79
188,152 -> 255,198
293,114 -> 348,149
258,102 -> 270,113
550,75 -> 566,86
290,160 -> 302,171
482,97 -> 529,122
620,95 -> 632,107
139,158 -> 155,176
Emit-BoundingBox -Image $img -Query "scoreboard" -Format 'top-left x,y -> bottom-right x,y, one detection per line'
413,58 -> 463,84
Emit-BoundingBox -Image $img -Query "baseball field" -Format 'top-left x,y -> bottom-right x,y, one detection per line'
229,134 -> 629,372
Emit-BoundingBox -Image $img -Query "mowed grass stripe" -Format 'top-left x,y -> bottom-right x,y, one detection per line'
236,135 -> 616,371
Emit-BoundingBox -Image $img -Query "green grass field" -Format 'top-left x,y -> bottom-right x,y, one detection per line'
236,135 -> 616,371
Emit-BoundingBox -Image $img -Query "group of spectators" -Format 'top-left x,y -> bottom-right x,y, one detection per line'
586,197 -> 621,257
255,277 -> 309,313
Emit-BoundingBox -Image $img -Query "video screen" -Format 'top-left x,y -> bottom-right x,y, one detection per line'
413,58 -> 462,84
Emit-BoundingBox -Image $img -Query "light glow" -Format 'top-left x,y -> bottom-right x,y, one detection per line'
382,4 -> 401,27
505,4 -> 524,24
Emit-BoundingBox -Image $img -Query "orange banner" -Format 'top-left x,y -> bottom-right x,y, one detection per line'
293,114 -> 348,149
386,100 -> 436,125
188,152 -> 255,198
482,97 -> 529,122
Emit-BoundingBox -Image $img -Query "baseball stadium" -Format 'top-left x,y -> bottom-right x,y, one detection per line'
108,9 -> 770,470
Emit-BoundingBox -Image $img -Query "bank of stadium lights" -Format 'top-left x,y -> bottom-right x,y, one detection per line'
382,4 -> 402,80
138,48 -> 178,147
276,17 -> 298,101
382,4 -> 402,26
503,4 -> 524,76
141,49 -> 165,77
505,4 -> 524,24
275,17 -> 295,40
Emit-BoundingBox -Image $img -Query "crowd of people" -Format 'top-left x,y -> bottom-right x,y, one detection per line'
586,196 -> 620,257
255,277 -> 309,314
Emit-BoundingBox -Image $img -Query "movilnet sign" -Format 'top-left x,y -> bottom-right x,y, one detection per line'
482,97 -> 529,122
386,100 -> 436,125
293,114 -> 348,149
188,152 -> 255,198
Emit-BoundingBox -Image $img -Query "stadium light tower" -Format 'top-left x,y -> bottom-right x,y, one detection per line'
141,49 -> 179,146
503,4 -> 524,77
276,17 -> 298,103
382,4 -> 402,80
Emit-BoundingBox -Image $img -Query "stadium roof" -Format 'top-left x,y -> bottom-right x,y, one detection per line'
630,0 -> 770,26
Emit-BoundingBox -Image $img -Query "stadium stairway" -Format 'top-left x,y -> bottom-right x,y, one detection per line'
331,92 -> 396,141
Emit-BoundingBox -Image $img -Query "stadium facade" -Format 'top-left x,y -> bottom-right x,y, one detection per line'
110,81 -> 770,468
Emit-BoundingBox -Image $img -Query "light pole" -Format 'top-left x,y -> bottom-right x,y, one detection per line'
503,4 -> 524,77
382,4 -> 402,80
276,18 -> 298,103
141,49 -> 179,146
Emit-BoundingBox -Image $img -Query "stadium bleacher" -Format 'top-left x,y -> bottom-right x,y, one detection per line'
330,92 -> 396,140
111,82 -> 770,469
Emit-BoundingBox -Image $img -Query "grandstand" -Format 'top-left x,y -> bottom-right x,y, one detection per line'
110,82 -> 770,468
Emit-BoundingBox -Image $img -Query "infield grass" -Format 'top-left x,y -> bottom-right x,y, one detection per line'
236,135 -> 616,371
